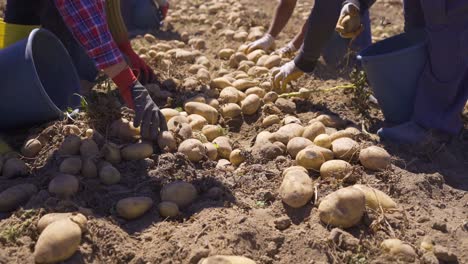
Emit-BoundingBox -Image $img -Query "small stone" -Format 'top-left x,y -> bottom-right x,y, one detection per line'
188,248 -> 210,264
328,228 -> 359,251
274,216 -> 291,231
433,245 -> 458,262
432,221 -> 448,233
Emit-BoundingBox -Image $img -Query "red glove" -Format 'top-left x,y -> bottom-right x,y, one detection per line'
160,2 -> 169,18
117,41 -> 156,84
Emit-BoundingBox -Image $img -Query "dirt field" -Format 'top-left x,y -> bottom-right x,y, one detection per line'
1,0 -> 467,263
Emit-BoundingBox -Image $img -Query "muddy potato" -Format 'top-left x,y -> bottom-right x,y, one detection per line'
63,125 -> 81,136
158,201 -> 179,218
332,138 -> 360,161
48,174 -> 79,198
160,108 -> 181,122
359,146 -> 391,171
202,125 -> 224,142
256,55 -> 269,66
0,183 -> 37,212
263,91 -> 278,104
303,122 -> 326,141
218,48 -> 235,59
229,52 -> 248,68
157,131 -> 178,152
229,149 -> 246,166
264,55 -> 282,69
81,159 -> 97,178
314,134 -> 332,149
161,181 -> 198,208
204,143 -> 218,160
58,135 -> 81,156
287,137 -> 314,158
167,115 -> 190,131
110,118 -> 140,142
2,158 -> 28,178
178,139 -> 206,162
59,157 -> 82,175
80,139 -> 99,158
99,165 -> 121,185
184,102 -> 219,124
381,239 -> 417,262
247,49 -> 266,62
188,114 -> 208,130
210,77 -> 232,89
262,115 -> 281,127
212,136 -> 232,159
37,213 -> 87,233
34,219 -> 82,264
116,197 -> 153,220
352,184 -> 396,210
232,79 -> 259,91
330,127 -> 361,141
200,255 -> 256,264
220,87 -> 240,103
121,142 -> 153,160
318,187 -> 366,228
280,167 -> 314,208
21,139 -> 42,158
273,123 -> 305,144
307,145 -> 334,161
296,148 -> 325,170
221,103 -> 242,118
320,160 -> 352,179
245,87 -> 265,98
283,116 -> 301,125
241,94 -> 261,115
311,114 -> 346,128
102,143 -> 121,164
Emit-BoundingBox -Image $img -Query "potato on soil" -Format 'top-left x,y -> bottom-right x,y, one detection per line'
331,138 -> 360,161
318,186 -> 366,228
359,146 -> 391,171
206,98 -> 220,109
218,48 -> 235,59
221,103 -> 242,118
220,87 -> 240,104
184,102 -> 219,124
160,108 -> 180,122
229,149 -> 246,166
252,142 -> 284,160
254,131 -> 274,146
330,127 -> 360,141
2,158 -> 28,178
203,143 -> 218,161
287,137 -> 313,158
158,202 -> 179,218
320,160 -> 352,179
116,197 -> 153,220
273,123 -> 305,144
21,139 -> 42,157
102,143 -> 121,164
302,122 -> 326,141
178,139 -> 206,162
167,115 -> 189,131
248,66 -> 269,77
229,52 -> 248,68
99,165 -> 121,185
232,79 -> 259,91
0,183 -> 37,212
34,218 -> 82,264
59,157 -> 82,175
264,55 -> 282,69
160,181 -> 198,208
296,148 -> 325,170
199,255 -> 256,264
241,94 -> 261,115
157,131 -> 177,152
311,114 -> 346,128
81,159 -> 97,178
197,68 -> 211,82
58,135 -> 81,156
274,98 -> 296,114
247,49 -> 266,62
48,174 -> 79,198
210,77 -> 232,89
80,139 -> 99,158
121,142 -> 153,160
202,125 -> 224,142
37,213 -> 87,233
63,125 -> 81,136
212,136 -> 232,159
381,239 -> 417,262
307,145 -> 334,161
188,114 -> 208,130
352,184 -> 396,210
314,134 -> 332,149
110,118 -> 140,142
245,87 -> 266,98
280,167 -> 314,208
262,115 -> 281,127
216,159 -> 233,170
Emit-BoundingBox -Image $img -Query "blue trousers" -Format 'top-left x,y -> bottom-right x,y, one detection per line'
406,0 -> 468,134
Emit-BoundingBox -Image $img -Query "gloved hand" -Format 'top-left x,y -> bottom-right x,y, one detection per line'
275,41 -> 298,58
118,41 -> 156,84
335,3 -> 363,39
246,34 -> 275,53
272,61 -> 304,91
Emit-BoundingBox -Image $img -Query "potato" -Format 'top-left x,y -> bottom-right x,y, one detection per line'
121,142 -> 153,160
34,219 -> 82,264
248,66 -> 269,77
80,139 -> 99,158
254,131 -> 274,146
244,88 -> 264,100
238,91 -> 247,101
157,131 -> 177,152
307,145 -> 334,161
238,60 -> 255,72
283,116 -> 301,125
160,108 -> 180,122
58,135 -> 81,156
21,139 -> 42,158
247,49 -> 266,62
59,157 -> 82,175
263,91 -> 278,104
314,134 -> 332,149
218,48 -> 235,59
188,114 -> 208,131
0,183 -> 37,212
359,146 -> 391,171
210,77 -> 232,89
326,127 -> 338,135
158,201 -> 179,218
311,114 -> 346,128
220,87 -> 240,103
189,64 -> 205,74
212,136 -> 232,159
232,79 -> 259,91
174,49 -> 195,62
81,158 -> 97,178
197,68 -> 211,83
381,239 -> 417,262
331,138 -> 360,161
204,143 -> 218,161
144,33 -> 156,42
330,127 -> 360,141
241,94 -> 261,115
234,31 -> 248,41
184,102 -> 219,124
37,213 -> 87,233
280,166 -> 314,208
287,137 -> 313,158
199,255 -> 256,264
185,95 -> 206,105
178,139 -> 206,162
296,148 -> 325,170
262,115 -> 281,127
202,125 -> 224,142
48,174 -> 79,198
256,55 -> 269,66
160,181 -> 198,207
110,118 -> 140,142
206,98 -> 220,109
63,125 -> 81,136
235,72 -> 249,80
221,103 -> 242,118
216,159 -> 233,170
264,55 -> 282,69
318,187 -> 366,228
177,122 -> 193,140
229,52 -> 248,68
229,149 -> 246,166
302,122 -> 326,141
102,143 -> 121,164
273,124 -> 305,144
352,184 -> 396,210
99,165 -> 121,185
116,197 -> 153,220
320,160 -> 352,179
2,158 -> 28,178
168,115 -> 190,131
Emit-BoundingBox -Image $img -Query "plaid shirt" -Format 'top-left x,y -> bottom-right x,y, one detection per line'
54,0 -> 124,70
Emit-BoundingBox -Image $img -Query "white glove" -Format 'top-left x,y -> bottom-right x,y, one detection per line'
275,42 -> 297,58
272,61 -> 304,91
336,3 -> 363,39
246,34 -> 275,53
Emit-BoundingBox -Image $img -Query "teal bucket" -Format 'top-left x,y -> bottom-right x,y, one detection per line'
0,28 -> 80,130
357,30 -> 428,124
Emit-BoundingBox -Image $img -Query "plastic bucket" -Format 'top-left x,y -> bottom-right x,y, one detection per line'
0,19 -> 39,49
357,30 -> 428,124
0,28 -> 80,129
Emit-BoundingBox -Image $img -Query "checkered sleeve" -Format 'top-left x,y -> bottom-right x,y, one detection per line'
54,0 -> 124,70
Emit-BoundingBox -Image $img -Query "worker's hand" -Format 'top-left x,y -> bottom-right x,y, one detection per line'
336,3 -> 363,39
273,61 -> 304,91
118,41 -> 156,85
131,82 -> 168,141
275,42 -> 297,58
245,34 -> 275,54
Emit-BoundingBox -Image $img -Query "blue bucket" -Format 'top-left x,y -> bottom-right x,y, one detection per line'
0,28 -> 80,129
357,30 -> 428,124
